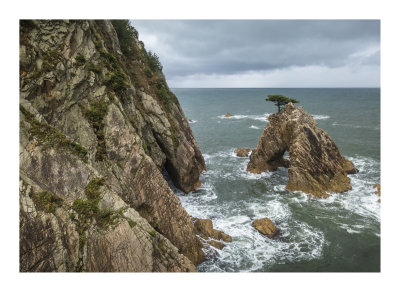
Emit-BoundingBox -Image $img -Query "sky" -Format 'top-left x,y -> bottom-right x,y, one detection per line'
131,20 -> 380,88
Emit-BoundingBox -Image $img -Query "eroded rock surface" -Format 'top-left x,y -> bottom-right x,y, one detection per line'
20,20 -> 205,272
252,218 -> 280,238
193,218 -> 232,250
247,103 -> 356,198
235,148 -> 250,157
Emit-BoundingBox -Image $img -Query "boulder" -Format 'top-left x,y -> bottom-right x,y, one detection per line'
193,218 -> 232,249
252,218 -> 280,238
343,160 -> 359,174
224,112 -> 233,118
247,103 -> 355,198
209,240 -> 226,250
212,229 -> 233,242
235,148 -> 251,157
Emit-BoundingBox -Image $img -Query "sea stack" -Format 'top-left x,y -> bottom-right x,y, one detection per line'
20,20 -> 206,272
247,103 -> 357,198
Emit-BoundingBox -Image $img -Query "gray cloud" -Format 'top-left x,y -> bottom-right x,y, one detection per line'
130,20 -> 380,87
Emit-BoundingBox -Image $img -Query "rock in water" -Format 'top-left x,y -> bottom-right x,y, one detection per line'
193,218 -> 232,250
224,112 -> 233,118
19,20 -> 206,272
247,103 -> 356,198
373,184 -> 381,196
235,147 -> 251,157
252,218 -> 280,238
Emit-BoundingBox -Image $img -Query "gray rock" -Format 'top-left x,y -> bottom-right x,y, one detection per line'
19,19 -> 205,272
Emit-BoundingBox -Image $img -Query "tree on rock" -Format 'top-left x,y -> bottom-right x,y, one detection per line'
266,94 -> 299,112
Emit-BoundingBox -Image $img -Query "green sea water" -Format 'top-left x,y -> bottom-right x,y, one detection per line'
172,88 -> 380,272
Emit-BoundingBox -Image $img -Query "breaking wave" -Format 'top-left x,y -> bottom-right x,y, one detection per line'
218,113 -> 270,122
312,114 -> 330,120
174,149 -> 380,272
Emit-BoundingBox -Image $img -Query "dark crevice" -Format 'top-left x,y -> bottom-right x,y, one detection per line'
161,165 -> 181,194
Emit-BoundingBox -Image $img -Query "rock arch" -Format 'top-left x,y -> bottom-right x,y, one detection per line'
247,103 -> 357,198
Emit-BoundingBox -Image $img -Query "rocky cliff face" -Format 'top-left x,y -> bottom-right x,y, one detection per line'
19,20 -> 206,272
247,103 -> 357,198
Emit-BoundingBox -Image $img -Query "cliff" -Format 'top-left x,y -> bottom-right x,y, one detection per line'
19,20 -> 206,272
247,103 -> 357,198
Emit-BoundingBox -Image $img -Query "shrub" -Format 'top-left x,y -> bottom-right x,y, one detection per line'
111,20 -> 139,56
20,105 -> 88,161
32,191 -> 63,214
146,50 -> 163,72
75,54 -> 86,66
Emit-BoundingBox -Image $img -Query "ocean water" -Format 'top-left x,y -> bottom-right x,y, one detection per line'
172,88 -> 380,272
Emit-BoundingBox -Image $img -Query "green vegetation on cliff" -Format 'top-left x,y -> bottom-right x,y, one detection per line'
20,105 -> 88,161
70,177 -> 137,271
32,191 -> 63,214
82,99 -> 108,161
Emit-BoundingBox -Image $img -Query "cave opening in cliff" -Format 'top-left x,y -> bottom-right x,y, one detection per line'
161,161 -> 180,194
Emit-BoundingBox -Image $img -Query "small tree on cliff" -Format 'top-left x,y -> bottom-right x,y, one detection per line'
266,94 -> 299,113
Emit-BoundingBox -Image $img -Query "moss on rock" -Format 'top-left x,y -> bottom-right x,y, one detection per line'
31,191 -> 63,214
21,105 -> 88,161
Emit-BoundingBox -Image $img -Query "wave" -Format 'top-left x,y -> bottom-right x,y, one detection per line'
312,114 -> 330,120
196,212 -> 326,272
332,122 -> 380,130
249,125 -> 261,129
218,113 -> 270,122
175,149 -> 380,271
188,119 -> 197,124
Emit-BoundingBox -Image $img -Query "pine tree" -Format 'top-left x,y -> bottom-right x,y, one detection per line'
266,94 -> 299,112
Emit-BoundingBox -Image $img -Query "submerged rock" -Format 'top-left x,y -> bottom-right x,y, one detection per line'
252,218 -> 280,238
235,147 -> 251,157
247,103 -> 355,198
224,112 -> 233,118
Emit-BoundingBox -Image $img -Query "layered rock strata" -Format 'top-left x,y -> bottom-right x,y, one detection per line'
20,20 -> 206,272
193,218 -> 232,250
247,103 -> 357,198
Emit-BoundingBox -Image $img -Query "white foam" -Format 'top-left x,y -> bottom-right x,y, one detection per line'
188,120 -> 197,124
249,125 -> 261,129
197,216 -> 327,272
217,113 -> 270,122
310,156 -> 380,222
248,199 -> 292,222
312,114 -> 330,120
218,114 -> 248,119
176,149 -> 379,272
332,122 -> 380,130
239,168 -> 272,180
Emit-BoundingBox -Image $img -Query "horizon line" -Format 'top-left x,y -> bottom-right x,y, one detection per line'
170,87 -> 380,89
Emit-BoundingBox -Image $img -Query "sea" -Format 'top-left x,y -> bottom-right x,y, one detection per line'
171,88 -> 380,272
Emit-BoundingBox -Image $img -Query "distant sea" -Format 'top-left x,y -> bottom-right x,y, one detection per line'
171,88 -> 380,272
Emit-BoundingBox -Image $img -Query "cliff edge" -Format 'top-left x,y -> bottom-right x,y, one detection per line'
20,20 -> 205,271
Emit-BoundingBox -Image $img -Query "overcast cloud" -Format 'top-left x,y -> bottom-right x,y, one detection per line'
130,20 -> 380,88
